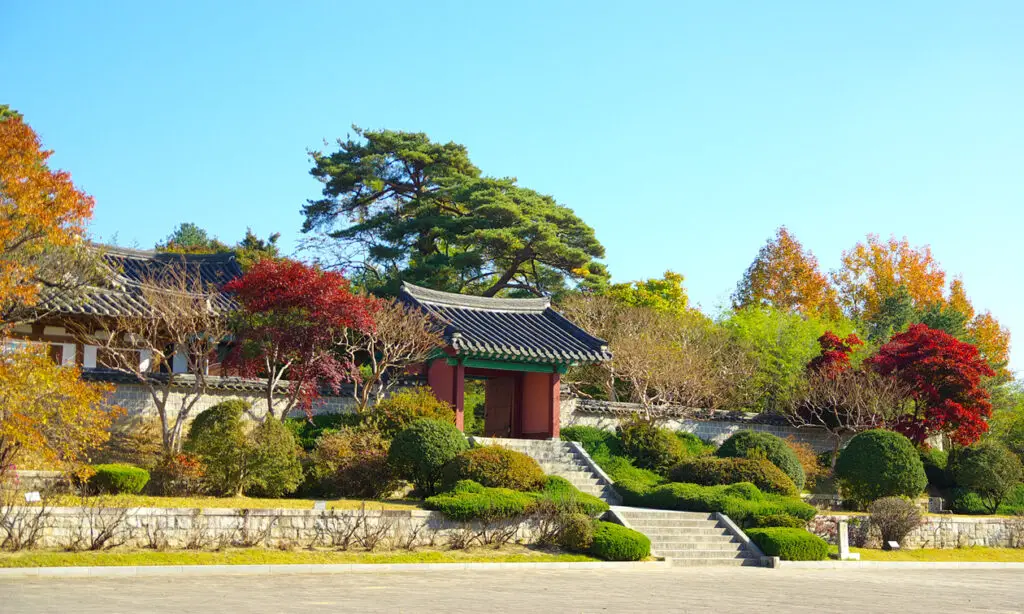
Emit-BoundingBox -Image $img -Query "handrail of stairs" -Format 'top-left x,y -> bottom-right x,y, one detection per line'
714,512 -> 772,567
565,440 -> 621,505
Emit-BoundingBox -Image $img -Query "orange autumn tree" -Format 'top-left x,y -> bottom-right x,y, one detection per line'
831,234 -> 945,322
941,278 -> 1012,379
0,105 -> 95,326
733,226 -> 840,319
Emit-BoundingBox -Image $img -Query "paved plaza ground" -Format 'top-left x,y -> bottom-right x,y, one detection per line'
1,566 -> 1021,613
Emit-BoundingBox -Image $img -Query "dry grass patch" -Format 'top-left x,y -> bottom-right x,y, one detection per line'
38,494 -> 422,511
850,547 -> 1024,562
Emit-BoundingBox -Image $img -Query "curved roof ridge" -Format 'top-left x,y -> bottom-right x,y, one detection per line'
400,282 -> 550,312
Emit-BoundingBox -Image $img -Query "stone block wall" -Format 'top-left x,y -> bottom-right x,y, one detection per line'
6,506 -> 540,551
560,397 -> 840,452
809,514 -> 1024,549
108,384 -> 356,421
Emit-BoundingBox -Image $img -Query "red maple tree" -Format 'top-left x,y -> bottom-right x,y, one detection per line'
866,323 -> 994,446
807,331 -> 864,378
223,259 -> 375,419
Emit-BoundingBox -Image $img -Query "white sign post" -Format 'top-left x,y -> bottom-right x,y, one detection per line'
837,520 -> 860,561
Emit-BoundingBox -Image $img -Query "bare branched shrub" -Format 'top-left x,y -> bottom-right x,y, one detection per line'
62,496 -> 135,551
446,524 -> 477,550
355,511 -> 395,552
232,510 -> 280,548
140,519 -> 169,551
868,497 -> 923,545
312,510 -> 363,550
0,486 -> 51,551
389,517 -> 425,551
476,518 -> 521,548
184,510 -> 212,550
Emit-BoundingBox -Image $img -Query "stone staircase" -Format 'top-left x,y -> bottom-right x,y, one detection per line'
469,437 -> 619,503
612,508 -> 762,566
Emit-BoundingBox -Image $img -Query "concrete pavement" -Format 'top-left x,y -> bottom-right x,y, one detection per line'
1,566 -> 1021,613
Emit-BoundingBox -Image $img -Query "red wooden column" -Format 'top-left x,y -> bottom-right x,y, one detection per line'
452,361 -> 466,431
548,372 -> 561,439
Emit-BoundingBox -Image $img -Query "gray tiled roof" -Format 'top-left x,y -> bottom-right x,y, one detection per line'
39,247 -> 241,318
398,282 -> 611,365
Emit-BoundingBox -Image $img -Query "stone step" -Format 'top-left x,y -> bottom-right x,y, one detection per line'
670,558 -> 761,567
621,521 -> 722,530
648,540 -> 742,551
643,533 -> 739,543
614,510 -> 715,520
655,549 -> 751,559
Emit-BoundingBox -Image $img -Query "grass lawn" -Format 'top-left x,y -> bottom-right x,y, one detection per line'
0,546 -> 598,568
832,546 -> 1024,562
38,494 -> 422,511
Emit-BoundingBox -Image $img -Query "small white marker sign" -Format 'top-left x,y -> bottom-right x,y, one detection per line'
24,491 -> 41,503
313,500 -> 327,511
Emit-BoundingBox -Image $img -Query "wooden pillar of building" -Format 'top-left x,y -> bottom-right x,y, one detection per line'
452,361 -> 465,431
548,372 -> 561,439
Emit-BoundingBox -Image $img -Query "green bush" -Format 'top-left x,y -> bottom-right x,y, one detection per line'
752,513 -> 806,528
558,512 -> 596,552
284,413 -> 361,451
184,400 -> 250,496
669,456 -> 798,496
1001,483 -> 1024,515
717,430 -> 805,490
424,480 -> 536,521
633,481 -> 817,526
561,426 -> 624,460
87,464 -> 150,495
588,521 -> 650,561
617,414 -> 683,474
441,446 -> 546,493
308,428 -> 399,499
746,527 -> 829,561
950,441 -> 1024,514
834,429 -> 927,506
675,431 -> 714,457
540,476 -> 609,517
184,400 -> 302,497
949,488 -> 988,514
148,453 -> 205,496
919,447 -> 951,489
245,416 -> 303,498
365,388 -> 456,439
389,418 -> 468,496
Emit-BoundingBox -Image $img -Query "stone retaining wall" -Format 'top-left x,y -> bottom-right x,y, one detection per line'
809,514 -> 1024,549
109,384 -> 356,421
3,506 -> 540,551
560,397 -> 841,452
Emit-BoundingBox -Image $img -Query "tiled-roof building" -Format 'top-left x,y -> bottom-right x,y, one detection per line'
400,282 -> 610,439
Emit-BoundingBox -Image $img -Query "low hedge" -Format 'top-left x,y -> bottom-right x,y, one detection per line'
617,481 -> 816,526
558,513 -> 595,552
751,513 -> 807,528
424,480 -> 536,521
717,430 -> 806,490
588,521 -> 650,561
88,464 -> 150,495
746,527 -> 829,561
441,446 -> 546,493
669,457 -> 798,496
540,476 -> 609,517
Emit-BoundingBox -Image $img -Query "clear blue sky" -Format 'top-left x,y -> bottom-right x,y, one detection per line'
3,1 -> 1022,374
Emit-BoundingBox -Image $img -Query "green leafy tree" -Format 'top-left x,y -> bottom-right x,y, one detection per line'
303,127 -> 608,296
607,271 -> 689,314
721,306 -> 858,413
865,285 -> 916,343
950,441 -> 1024,513
157,222 -> 227,253
234,228 -> 281,270
989,381 -> 1024,461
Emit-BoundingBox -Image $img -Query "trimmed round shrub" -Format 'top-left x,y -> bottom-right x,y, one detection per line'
424,480 -> 535,521
669,456 -> 798,496
558,512 -> 596,552
633,482 -> 817,525
919,447 -> 952,489
87,464 -> 149,495
868,497 -> 922,544
950,441 -> 1024,514
746,528 -> 828,561
717,431 -> 805,490
245,415 -> 303,498
834,429 -> 927,506
309,427 -> 399,499
441,446 -> 546,493
618,415 -> 683,474
184,400 -> 250,496
284,413 -> 362,451
949,488 -> 988,515
389,418 -> 468,496
365,387 -> 456,439
588,521 -> 650,561
540,476 -> 610,517
752,513 -> 806,528
675,431 -> 713,458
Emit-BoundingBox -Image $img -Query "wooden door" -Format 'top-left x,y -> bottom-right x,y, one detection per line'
484,376 -> 516,437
